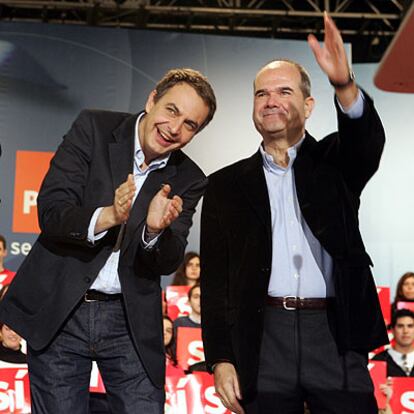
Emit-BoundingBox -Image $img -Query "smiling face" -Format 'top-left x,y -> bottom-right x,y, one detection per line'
253,62 -> 314,145
139,83 -> 210,165
1,324 -> 22,351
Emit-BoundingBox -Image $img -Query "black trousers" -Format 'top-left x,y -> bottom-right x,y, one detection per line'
244,307 -> 378,414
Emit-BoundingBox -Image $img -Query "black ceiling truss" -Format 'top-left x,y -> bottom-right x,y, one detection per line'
0,0 -> 412,61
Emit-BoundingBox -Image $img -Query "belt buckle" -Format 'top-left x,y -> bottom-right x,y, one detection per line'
84,292 -> 97,303
283,295 -> 298,311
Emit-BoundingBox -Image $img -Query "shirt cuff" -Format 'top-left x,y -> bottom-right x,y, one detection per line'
87,207 -> 108,244
336,89 -> 365,119
141,226 -> 162,250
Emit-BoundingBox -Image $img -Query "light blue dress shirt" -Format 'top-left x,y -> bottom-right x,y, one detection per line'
87,113 -> 170,294
263,91 -> 364,298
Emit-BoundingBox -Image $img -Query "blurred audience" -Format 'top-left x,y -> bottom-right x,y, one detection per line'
392,272 -> 414,313
0,235 -> 16,289
173,284 -> 201,330
163,316 -> 177,367
171,252 -> 200,286
0,322 -> 26,363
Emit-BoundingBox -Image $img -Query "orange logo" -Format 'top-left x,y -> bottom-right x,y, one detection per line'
13,151 -> 54,233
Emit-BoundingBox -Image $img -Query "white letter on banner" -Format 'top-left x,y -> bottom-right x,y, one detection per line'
187,340 -> 204,366
23,190 -> 38,214
205,386 -> 227,414
402,390 -> 414,413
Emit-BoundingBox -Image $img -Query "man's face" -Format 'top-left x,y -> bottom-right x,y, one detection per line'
393,316 -> 414,348
189,286 -> 201,316
0,241 -> 6,269
139,83 -> 209,163
253,62 -> 314,143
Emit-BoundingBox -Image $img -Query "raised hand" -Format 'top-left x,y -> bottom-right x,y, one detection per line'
307,11 -> 351,86
146,184 -> 183,233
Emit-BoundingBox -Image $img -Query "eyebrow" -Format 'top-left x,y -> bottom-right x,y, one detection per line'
254,86 -> 294,96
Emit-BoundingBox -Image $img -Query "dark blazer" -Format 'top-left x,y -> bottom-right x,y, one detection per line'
0,109 -> 207,388
373,350 -> 414,377
201,91 -> 389,401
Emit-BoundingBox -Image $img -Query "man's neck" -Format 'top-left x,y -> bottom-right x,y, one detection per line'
394,344 -> 414,354
263,132 -> 303,168
189,312 -> 201,324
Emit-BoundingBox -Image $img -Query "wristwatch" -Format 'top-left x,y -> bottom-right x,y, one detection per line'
329,70 -> 355,89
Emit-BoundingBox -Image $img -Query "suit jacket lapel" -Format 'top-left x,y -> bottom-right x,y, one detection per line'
109,113 -> 137,191
236,150 -> 272,243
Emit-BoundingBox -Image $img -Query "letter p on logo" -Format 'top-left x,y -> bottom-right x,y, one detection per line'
13,151 -> 54,233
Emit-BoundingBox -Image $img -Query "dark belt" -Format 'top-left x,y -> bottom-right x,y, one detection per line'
84,290 -> 123,302
266,295 -> 327,310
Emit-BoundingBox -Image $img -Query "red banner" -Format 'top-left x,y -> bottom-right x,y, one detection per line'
176,327 -> 204,371
368,360 -> 387,409
377,286 -> 391,326
165,372 -> 230,414
166,286 -> 191,320
0,364 -> 31,413
390,377 -> 414,414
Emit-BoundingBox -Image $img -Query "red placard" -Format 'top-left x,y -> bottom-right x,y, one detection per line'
397,302 -> 414,313
165,372 -> 230,414
0,270 -> 16,291
368,360 -> 387,409
176,327 -> 204,371
89,362 -> 106,393
166,286 -> 191,320
390,377 -> 414,414
377,286 -> 391,326
0,364 -> 31,413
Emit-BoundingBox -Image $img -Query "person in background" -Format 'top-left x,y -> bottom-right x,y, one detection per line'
163,316 -> 177,367
373,309 -> 414,377
0,235 -> 16,289
0,322 -> 26,364
171,252 -> 200,286
392,272 -> 414,314
173,283 -> 201,330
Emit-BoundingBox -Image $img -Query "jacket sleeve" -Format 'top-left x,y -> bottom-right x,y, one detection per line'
200,177 -> 236,371
37,110 -> 98,245
335,88 -> 386,196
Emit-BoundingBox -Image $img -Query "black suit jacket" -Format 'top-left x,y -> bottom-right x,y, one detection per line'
201,91 -> 389,401
0,109 -> 207,388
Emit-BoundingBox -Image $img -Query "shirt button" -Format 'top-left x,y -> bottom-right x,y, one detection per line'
294,273 -> 300,279
292,245 -> 297,251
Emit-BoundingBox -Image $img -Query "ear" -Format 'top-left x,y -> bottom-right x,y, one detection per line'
145,90 -> 157,113
304,96 -> 315,119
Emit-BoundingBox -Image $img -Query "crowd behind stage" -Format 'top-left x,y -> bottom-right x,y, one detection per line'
1,234 -> 414,414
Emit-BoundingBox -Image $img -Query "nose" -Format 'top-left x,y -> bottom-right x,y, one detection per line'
266,91 -> 280,107
168,117 -> 184,136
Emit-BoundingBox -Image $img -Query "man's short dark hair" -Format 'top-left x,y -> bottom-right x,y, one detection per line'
188,283 -> 200,300
0,234 -> 6,250
391,309 -> 414,328
255,59 -> 312,98
154,68 -> 217,132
